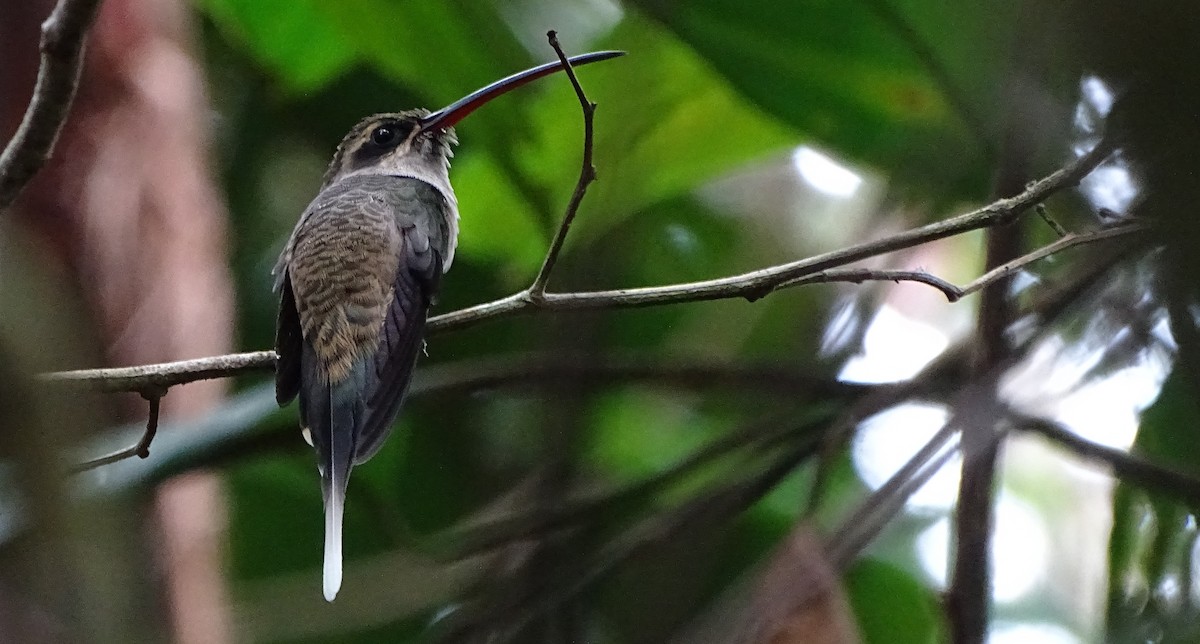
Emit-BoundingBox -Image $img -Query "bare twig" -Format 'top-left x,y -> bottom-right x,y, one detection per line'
438,409 -> 825,558
67,358 -> 869,486
1036,204 -> 1068,237
955,224 -> 1141,299
437,435 -> 821,642
782,223 -> 1144,302
42,217 -> 1133,397
430,140 -> 1116,332
40,350 -> 275,393
529,31 -> 598,298
1020,417 -> 1200,507
41,346 -> 872,401
71,391 -> 163,473
0,0 -> 105,209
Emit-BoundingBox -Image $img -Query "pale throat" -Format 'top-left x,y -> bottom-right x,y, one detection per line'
340,149 -> 460,269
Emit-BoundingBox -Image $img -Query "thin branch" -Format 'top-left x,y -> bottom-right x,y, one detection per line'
797,247 -> 1129,543
437,409 -> 821,558
71,391 -> 163,473
948,137 -> 1030,644
783,223 -> 1143,302
43,142 -> 1115,473
45,351 -> 863,399
804,374 -> 942,518
954,224 -> 1142,300
39,350 -> 275,393
947,387 -> 1004,644
0,0 -> 105,210
42,222 -> 1138,397
437,436 -> 820,642
1020,417 -> 1200,507
411,353 -> 871,400
429,140 -> 1116,332
66,357 -> 872,487
39,145 -> 1116,393
825,420 -> 961,569
1036,204 -> 1068,237
528,31 -> 598,298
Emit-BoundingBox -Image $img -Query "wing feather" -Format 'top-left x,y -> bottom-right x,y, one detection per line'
272,174 -> 452,600
353,228 -> 442,464
275,271 -> 303,406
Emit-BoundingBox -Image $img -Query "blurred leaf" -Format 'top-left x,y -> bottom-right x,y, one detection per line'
589,390 -> 727,481
747,525 -> 862,644
313,0 -> 531,104
452,153 -> 547,269
198,0 -> 357,91
1131,371 -> 1200,476
669,524 -> 860,644
229,456 -> 319,580
628,0 -> 1020,196
516,16 -> 800,245
845,559 -> 943,644
1105,370 -> 1200,641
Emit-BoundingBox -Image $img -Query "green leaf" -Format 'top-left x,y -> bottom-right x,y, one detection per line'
628,0 -> 1020,196
846,559 -> 944,644
452,153 -> 547,271
198,0 -> 358,91
229,455 -> 320,580
1132,371 -> 1200,476
312,0 -> 531,105
534,17 -> 799,225
1105,370 -> 1200,641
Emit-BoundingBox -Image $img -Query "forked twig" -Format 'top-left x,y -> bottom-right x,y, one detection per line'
71,390 -> 164,473
528,31 -> 599,297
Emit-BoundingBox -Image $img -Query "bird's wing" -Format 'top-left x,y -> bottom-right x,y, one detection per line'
275,270 -> 303,406
275,175 -> 449,601
352,181 -> 447,463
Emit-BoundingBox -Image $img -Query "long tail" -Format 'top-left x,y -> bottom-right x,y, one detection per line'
321,461 -> 348,600
304,347 -> 364,602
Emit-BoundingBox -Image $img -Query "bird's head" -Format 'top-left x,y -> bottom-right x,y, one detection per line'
320,50 -> 624,191
322,110 -> 456,191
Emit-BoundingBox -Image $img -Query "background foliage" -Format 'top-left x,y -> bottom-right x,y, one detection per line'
8,0 -> 1200,642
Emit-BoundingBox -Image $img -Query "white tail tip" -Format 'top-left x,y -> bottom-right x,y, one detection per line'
323,558 -> 342,601
323,489 -> 344,602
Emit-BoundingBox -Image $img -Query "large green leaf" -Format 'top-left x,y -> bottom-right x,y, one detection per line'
199,0 -> 357,91
516,17 -> 799,244
312,0 -> 531,105
628,0 -> 1021,196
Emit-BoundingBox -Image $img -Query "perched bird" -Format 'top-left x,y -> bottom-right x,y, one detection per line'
273,51 -> 623,601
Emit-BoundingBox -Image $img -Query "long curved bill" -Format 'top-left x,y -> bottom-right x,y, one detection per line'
419,50 -> 625,131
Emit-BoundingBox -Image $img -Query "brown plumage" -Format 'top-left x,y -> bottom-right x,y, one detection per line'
275,112 -> 456,602
270,50 -> 625,602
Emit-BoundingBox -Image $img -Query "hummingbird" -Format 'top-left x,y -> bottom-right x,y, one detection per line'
273,50 -> 623,601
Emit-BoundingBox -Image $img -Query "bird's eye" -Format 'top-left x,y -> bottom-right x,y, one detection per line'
370,124 -> 402,147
